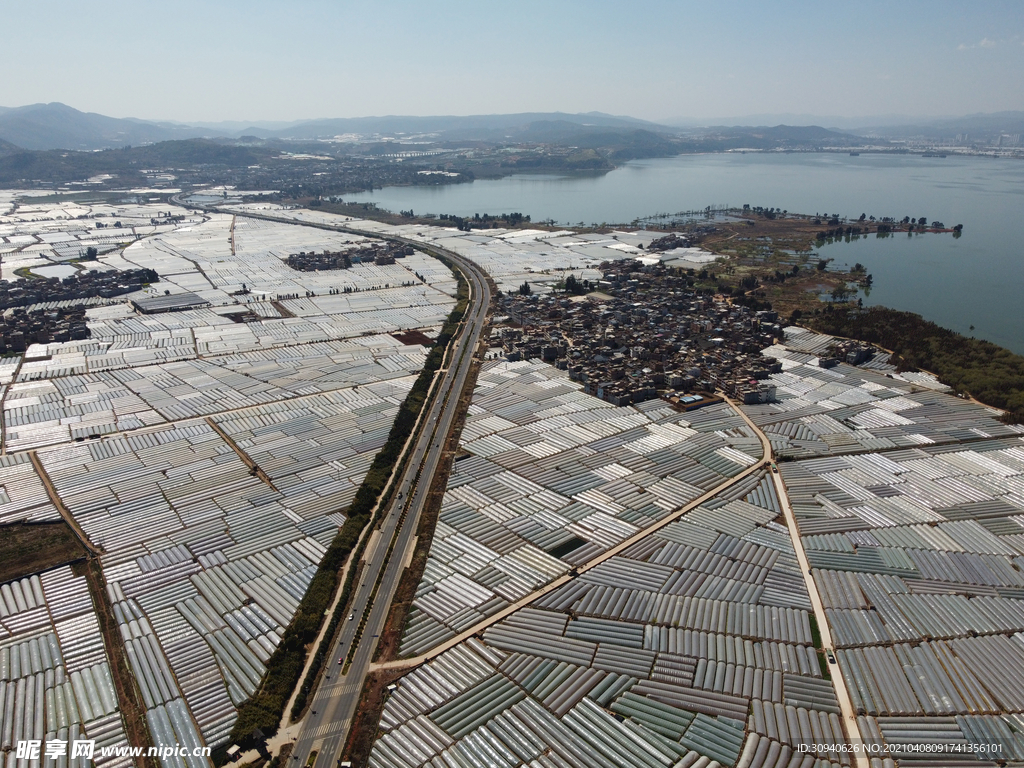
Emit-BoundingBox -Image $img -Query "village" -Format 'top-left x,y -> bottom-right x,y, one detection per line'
493,258 -> 878,408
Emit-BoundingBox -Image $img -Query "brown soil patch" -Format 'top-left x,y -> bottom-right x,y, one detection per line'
339,668 -> 407,768
391,330 -> 434,347
0,521 -> 87,582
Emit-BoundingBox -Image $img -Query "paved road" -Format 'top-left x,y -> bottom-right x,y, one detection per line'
267,226 -> 492,768
165,201 -> 493,765
162,201 -> 493,764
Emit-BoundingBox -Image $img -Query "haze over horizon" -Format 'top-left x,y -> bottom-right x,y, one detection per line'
3,0 -> 1021,126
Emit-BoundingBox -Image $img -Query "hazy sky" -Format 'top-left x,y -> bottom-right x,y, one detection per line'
2,0 -> 1022,123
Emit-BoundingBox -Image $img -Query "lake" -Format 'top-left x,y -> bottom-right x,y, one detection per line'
345,153 -> 1024,354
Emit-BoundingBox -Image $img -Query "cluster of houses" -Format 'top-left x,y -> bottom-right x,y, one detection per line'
0,268 -> 158,309
286,242 -> 413,271
494,261 -> 787,408
0,306 -> 89,352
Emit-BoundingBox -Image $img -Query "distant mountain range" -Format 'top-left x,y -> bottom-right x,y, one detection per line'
0,103 -> 215,150
675,111 -> 1024,140
0,102 -> 1020,153
244,112 -> 666,142
695,125 -> 854,143
0,103 -> 672,151
854,111 -> 1024,139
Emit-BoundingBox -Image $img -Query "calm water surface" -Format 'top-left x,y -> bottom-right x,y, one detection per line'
346,154 -> 1024,353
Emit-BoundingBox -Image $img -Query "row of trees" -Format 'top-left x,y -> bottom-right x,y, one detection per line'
438,212 -> 531,231
742,204 -> 788,219
229,260 -> 470,750
561,274 -> 591,295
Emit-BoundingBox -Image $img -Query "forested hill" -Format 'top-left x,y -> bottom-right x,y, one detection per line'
0,140 -> 277,184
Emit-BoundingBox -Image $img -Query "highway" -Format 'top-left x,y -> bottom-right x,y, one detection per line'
266,225 -> 492,768
165,199 -> 494,766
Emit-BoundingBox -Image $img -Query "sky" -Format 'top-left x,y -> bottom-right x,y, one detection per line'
1,0 -> 1022,124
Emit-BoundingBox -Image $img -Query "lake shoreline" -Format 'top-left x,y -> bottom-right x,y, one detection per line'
337,153 -> 1023,354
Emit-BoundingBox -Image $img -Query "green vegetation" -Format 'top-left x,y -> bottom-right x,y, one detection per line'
437,212 -> 531,231
806,306 -> 1024,423
808,614 -> 823,651
0,140 -> 273,185
559,274 -> 592,295
229,261 -> 469,750
0,521 -> 87,582
805,614 -> 831,678
817,650 -> 832,680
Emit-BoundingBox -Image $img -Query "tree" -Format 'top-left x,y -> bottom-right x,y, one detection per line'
518,281 -> 532,296
817,259 -> 828,271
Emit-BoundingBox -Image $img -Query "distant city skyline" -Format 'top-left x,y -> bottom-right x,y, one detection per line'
2,0 -> 1022,124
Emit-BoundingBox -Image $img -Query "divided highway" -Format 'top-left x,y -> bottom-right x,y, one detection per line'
167,202 -> 494,766
263,224 -> 493,768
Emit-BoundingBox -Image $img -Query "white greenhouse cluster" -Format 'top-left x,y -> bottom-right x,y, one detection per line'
223,203 -> 676,296
0,197 -> 458,761
782,427 -> 1024,762
400,360 -> 765,656
0,568 -> 131,768
5,197 -> 1024,768
370,455 -> 848,768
